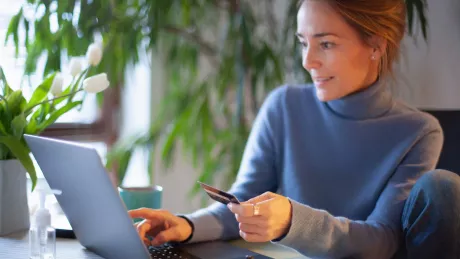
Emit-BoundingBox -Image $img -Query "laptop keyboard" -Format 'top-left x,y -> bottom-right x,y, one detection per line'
148,244 -> 201,259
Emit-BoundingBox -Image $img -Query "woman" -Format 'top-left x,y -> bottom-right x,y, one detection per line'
129,1 -> 460,258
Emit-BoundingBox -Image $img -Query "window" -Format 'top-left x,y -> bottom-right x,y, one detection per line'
0,0 -> 118,185
1,0 -> 153,191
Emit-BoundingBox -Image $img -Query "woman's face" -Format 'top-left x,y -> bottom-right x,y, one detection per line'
296,1 -> 382,101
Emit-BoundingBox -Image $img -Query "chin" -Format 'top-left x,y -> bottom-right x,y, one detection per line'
315,88 -> 340,102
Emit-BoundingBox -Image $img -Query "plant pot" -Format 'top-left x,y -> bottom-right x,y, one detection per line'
118,185 -> 163,212
0,160 -> 30,236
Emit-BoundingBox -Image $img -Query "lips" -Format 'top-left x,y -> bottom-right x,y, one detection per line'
313,76 -> 334,84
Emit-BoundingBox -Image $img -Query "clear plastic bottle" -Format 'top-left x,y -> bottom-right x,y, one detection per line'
29,225 -> 56,259
29,189 -> 60,259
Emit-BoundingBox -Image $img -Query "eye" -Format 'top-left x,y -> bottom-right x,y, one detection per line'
320,42 -> 335,50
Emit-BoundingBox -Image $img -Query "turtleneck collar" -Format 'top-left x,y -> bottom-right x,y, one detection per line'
325,78 -> 393,120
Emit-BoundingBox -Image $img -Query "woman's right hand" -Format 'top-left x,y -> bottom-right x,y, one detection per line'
128,208 -> 193,247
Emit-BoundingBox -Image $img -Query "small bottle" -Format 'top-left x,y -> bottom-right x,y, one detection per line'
29,189 -> 60,259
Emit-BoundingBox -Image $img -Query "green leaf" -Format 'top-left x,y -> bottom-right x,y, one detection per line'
24,43 -> 44,76
160,101 -> 195,168
37,101 -> 82,131
116,150 -> 133,186
0,121 -> 7,135
0,67 -> 13,96
147,145 -> 156,186
11,114 -> 27,140
25,72 -> 57,113
6,90 -> 27,117
23,17 -> 30,47
0,136 -> 37,191
414,0 -> 428,39
37,101 -> 51,124
407,0 -> 414,36
44,45 -> 61,76
4,7 -> 23,57
24,119 -> 37,135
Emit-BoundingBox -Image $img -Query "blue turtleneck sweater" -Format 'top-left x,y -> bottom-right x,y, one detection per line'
185,79 -> 443,259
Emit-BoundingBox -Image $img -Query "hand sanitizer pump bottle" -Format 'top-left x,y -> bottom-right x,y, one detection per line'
29,189 -> 61,259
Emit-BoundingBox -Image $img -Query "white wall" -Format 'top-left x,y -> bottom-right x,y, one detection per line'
394,0 -> 460,109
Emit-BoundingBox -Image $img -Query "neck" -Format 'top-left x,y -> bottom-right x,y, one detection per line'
325,76 -> 393,120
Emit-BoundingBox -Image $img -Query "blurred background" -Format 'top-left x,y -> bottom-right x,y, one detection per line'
0,0 -> 459,216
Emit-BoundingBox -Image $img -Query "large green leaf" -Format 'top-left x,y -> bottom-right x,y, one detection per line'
0,136 -> 37,191
6,90 -> 27,117
25,72 -> 57,113
11,114 -> 27,140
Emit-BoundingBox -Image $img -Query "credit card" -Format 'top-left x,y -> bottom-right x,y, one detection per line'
198,181 -> 240,205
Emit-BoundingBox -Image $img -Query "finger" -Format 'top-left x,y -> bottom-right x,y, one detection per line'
227,203 -> 254,217
250,197 -> 278,217
245,192 -> 275,204
136,220 -> 151,244
239,223 -> 266,235
239,230 -> 266,243
151,227 -> 181,246
128,208 -> 168,220
146,221 -> 168,238
234,214 -> 267,226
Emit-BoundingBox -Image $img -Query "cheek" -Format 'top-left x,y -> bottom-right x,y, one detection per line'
332,52 -> 370,87
314,53 -> 370,101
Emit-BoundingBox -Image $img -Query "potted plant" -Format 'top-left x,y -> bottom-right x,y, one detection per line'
6,0 -> 429,206
0,43 -> 109,236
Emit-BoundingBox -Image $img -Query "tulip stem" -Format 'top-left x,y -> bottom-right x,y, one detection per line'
25,88 -> 84,115
69,67 -> 90,102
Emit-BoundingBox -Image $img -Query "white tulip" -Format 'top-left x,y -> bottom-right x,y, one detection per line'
86,43 -> 103,66
50,72 -> 64,96
69,58 -> 83,77
83,73 -> 110,93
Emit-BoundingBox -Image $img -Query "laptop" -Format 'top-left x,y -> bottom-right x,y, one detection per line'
24,134 -> 272,259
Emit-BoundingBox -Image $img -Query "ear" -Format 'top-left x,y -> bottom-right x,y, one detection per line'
368,35 -> 387,60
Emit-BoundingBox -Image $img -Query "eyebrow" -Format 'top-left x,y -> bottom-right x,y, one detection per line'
295,32 -> 339,38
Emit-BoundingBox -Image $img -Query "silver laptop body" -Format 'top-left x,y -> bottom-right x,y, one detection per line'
24,134 -> 270,259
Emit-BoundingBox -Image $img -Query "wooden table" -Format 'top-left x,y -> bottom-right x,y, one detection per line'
0,231 -> 309,259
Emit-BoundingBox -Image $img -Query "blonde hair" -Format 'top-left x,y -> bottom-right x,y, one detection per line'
299,0 -> 406,77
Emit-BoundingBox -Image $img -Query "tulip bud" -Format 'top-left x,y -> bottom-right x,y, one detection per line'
83,73 -> 110,93
50,73 -> 64,96
86,43 -> 103,66
69,58 -> 83,77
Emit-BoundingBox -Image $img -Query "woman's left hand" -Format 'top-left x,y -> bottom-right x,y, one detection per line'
227,192 -> 292,242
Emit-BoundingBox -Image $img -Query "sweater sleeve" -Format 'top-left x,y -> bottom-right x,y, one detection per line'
183,86 -> 285,243
273,127 -> 443,259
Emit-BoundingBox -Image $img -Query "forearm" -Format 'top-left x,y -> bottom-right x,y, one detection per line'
274,200 -> 401,259
184,202 -> 240,243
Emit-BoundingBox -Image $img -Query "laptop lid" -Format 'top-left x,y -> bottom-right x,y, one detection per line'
24,134 -> 151,259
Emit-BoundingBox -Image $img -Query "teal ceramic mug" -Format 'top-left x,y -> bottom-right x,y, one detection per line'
118,186 -> 163,219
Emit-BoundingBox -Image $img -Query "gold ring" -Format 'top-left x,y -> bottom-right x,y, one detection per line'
253,204 -> 260,216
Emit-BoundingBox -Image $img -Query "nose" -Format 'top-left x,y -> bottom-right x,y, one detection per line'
302,46 -> 321,71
